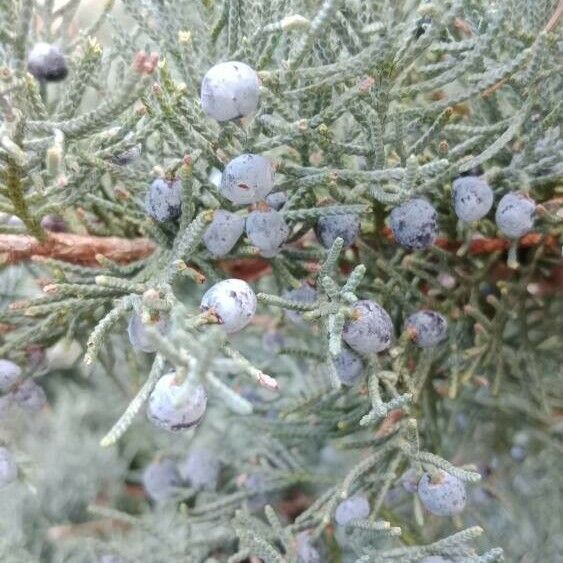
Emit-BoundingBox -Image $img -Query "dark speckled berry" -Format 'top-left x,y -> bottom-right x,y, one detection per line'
314,214 -> 360,249
40,215 -> 68,232
390,198 -> 438,250
495,192 -> 536,239
414,16 -> 432,39
146,372 -> 207,432
200,279 -> 257,334
27,43 -> 68,82
220,154 -> 274,205
405,310 -> 448,348
343,300 -> 394,355
203,210 -> 245,257
112,144 -> 142,166
265,191 -> 287,210
145,178 -> 182,222
246,208 -> 289,257
334,346 -> 364,386
417,470 -> 467,516
452,176 -> 494,222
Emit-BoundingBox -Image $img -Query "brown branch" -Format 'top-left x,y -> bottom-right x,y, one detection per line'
0,232 -> 156,266
545,0 -> 563,32
47,518 -> 131,542
0,227 -> 557,273
217,257 -> 272,282
380,226 -> 559,255
436,232 -> 559,255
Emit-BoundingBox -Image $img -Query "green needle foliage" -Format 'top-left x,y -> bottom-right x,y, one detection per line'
0,0 -> 561,562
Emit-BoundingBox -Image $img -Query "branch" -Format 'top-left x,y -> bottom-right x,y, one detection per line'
436,232 -> 559,255
0,233 -> 156,266
380,227 -> 559,255
217,257 -> 273,281
545,0 -> 563,33
47,518 -> 132,542
0,227 -> 554,272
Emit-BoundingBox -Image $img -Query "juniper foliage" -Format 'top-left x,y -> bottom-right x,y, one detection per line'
0,0 -> 561,562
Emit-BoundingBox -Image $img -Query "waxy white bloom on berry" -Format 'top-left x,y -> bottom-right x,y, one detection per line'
0,359 -> 22,392
418,470 -> 467,516
147,372 -> 207,432
495,193 -> 536,238
245,208 -> 289,257
128,313 -> 170,353
334,495 -> 370,526
343,300 -> 394,355
405,310 -> 448,348
200,279 -> 257,334
145,178 -> 182,222
220,154 -> 275,205
334,346 -> 364,386
452,176 -> 494,222
315,213 -> 360,249
201,61 -> 260,121
203,210 -> 245,257
390,198 -> 439,250
27,43 -> 68,82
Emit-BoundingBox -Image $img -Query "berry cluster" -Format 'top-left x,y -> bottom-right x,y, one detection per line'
390,173 -> 536,251
135,60 -> 522,436
3,1 -> 551,558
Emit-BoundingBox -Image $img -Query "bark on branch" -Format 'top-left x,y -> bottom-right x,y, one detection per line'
0,229 -> 557,270
0,232 -> 156,266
